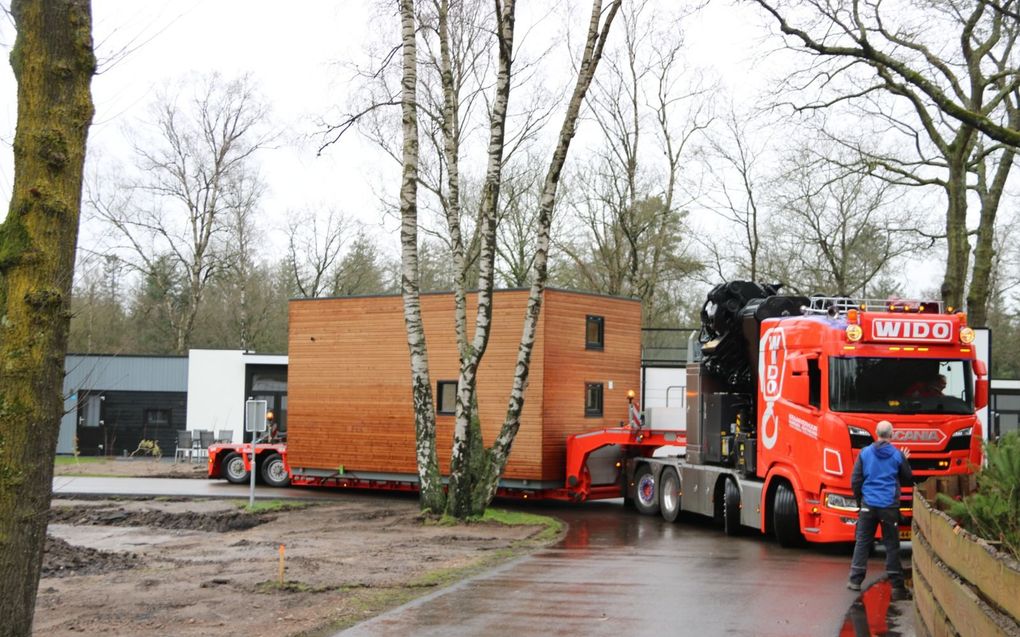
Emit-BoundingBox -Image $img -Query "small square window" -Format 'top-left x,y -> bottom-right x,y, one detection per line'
145,409 -> 171,428
436,381 -> 457,415
586,315 -> 604,350
585,382 -> 604,417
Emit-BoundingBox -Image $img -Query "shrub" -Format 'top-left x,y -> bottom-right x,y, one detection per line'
939,432 -> 1020,560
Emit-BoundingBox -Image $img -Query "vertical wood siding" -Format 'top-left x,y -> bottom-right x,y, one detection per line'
287,289 -> 640,482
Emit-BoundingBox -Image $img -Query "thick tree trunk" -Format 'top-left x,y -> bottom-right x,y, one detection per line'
398,0 -> 445,513
966,145 -> 1014,327
0,1 -> 95,635
446,0 -> 517,519
472,0 -> 622,511
941,151 -> 971,312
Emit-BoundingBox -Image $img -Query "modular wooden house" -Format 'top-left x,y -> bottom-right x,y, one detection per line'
286,288 -> 641,486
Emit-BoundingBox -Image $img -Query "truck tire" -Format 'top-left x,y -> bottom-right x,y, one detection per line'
260,453 -> 290,488
634,465 -> 660,515
659,467 -> 681,522
223,452 -> 249,484
772,481 -> 803,547
723,477 -> 741,536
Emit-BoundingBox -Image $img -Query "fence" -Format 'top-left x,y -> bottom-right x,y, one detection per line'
912,486 -> 1020,637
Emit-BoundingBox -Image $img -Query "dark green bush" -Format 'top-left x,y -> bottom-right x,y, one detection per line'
938,432 -> 1020,560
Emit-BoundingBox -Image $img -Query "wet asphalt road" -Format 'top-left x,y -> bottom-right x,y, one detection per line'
51,478 -> 898,636
338,500 -> 869,637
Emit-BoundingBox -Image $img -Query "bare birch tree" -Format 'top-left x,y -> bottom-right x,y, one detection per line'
285,207 -> 350,298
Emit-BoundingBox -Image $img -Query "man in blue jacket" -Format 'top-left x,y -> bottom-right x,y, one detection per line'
847,420 -> 913,595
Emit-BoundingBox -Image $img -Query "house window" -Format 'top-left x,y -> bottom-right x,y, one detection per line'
436,381 -> 457,415
145,409 -> 171,428
585,382 -> 604,417
586,315 -> 604,350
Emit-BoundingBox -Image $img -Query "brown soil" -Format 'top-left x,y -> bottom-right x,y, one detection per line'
54,457 -> 207,479
34,496 -> 557,637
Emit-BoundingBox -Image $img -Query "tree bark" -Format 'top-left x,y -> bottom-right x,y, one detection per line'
472,0 -> 622,510
398,0 -> 445,513
445,0 -> 517,519
0,1 -> 95,634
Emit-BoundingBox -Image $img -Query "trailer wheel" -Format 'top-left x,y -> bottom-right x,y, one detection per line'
261,453 -> 290,488
223,452 -> 250,484
659,467 -> 681,522
723,477 -> 741,536
634,465 -> 660,515
772,481 -> 803,548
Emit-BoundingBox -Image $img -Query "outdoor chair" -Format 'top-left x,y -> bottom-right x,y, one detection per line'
194,430 -> 215,462
174,430 -> 193,463
215,430 -> 232,444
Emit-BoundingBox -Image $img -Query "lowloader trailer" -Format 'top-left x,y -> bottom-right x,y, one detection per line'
208,283 -> 985,546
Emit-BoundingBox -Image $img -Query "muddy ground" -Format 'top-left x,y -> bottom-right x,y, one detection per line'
54,457 -> 207,479
36,495 -> 558,637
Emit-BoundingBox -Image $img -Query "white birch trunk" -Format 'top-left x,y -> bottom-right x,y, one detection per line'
399,0 -> 444,513
446,0 -> 517,518
473,0 -> 622,510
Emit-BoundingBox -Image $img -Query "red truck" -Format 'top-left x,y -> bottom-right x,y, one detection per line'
208,283 -> 986,546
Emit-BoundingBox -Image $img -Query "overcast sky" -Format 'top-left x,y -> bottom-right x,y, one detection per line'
1,1 -> 946,294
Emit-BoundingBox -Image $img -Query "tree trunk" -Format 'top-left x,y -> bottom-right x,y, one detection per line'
445,0 -> 517,520
966,145 -> 1015,327
471,0 -> 622,511
398,0 -> 444,513
0,1 -> 95,634
941,149 -> 971,312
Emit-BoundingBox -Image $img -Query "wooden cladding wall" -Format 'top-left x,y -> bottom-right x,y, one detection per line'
541,293 -> 642,480
912,491 -> 1020,637
286,289 -> 642,484
287,290 -> 546,479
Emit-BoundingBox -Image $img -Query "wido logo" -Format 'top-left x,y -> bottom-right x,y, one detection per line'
759,327 -> 786,450
871,319 -> 953,343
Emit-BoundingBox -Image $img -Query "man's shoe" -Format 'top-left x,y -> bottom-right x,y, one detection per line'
891,586 -> 912,601
847,581 -> 862,591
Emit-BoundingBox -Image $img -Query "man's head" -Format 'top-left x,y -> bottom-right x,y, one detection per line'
876,420 -> 894,440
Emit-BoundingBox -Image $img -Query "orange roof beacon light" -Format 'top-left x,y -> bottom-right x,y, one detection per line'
627,389 -> 636,400
846,308 -> 859,324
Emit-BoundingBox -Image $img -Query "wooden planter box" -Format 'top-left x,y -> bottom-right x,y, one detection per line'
286,289 -> 641,484
912,491 -> 1020,637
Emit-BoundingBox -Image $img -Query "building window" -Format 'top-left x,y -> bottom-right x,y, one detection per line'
436,381 -> 457,415
585,382 -> 604,417
586,315 -> 604,350
145,409 -> 171,428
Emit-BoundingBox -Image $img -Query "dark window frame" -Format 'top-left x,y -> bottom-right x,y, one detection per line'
586,315 -> 605,350
436,380 -> 458,415
808,358 -> 821,409
585,382 -> 604,417
144,408 -> 171,428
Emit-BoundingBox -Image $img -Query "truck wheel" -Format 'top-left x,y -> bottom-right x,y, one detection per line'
634,465 -> 660,515
260,453 -> 290,488
659,467 -> 681,522
772,482 -> 803,548
723,477 -> 741,536
223,452 -> 250,484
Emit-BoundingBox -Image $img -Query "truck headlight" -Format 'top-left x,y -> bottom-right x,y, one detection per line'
848,425 -> 872,449
952,427 -> 972,437
825,493 -> 860,511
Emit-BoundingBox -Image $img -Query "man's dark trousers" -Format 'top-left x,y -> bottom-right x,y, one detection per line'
849,505 -> 904,588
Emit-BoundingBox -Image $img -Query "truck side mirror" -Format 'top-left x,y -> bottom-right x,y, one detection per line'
973,359 -> 988,410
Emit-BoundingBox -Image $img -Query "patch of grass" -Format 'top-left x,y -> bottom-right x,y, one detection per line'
232,499 -> 315,513
477,508 -> 565,544
54,456 -> 103,466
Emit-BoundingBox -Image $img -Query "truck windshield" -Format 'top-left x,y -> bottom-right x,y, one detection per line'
829,357 -> 973,415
